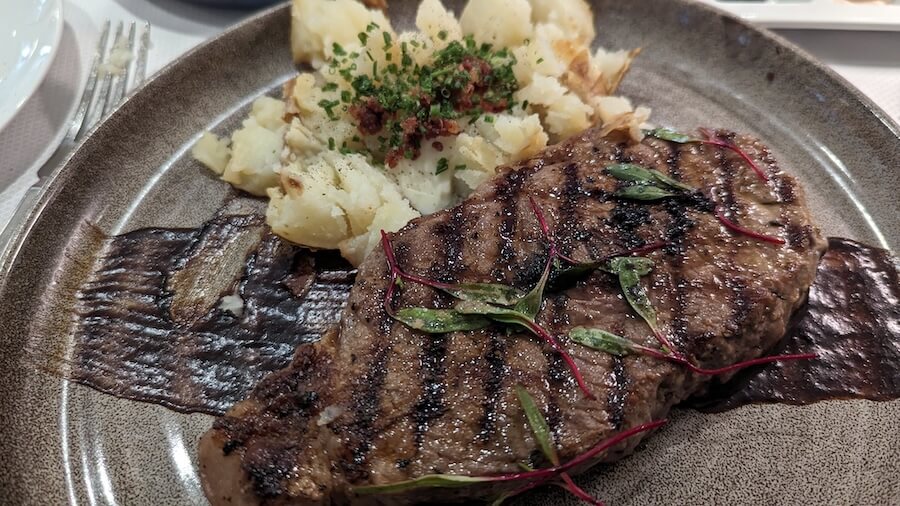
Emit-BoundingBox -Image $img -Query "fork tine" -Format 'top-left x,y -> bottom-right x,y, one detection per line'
134,22 -> 151,87
96,22 -> 124,121
67,20 -> 110,142
112,22 -> 136,106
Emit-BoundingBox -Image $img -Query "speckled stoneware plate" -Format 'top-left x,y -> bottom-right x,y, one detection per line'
0,1 -> 898,504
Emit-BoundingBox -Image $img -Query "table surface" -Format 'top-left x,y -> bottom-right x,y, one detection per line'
0,0 -> 898,231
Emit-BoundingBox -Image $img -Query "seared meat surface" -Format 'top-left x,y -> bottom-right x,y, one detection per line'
199,127 -> 825,505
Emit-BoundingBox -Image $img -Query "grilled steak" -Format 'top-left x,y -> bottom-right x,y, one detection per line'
199,126 -> 826,505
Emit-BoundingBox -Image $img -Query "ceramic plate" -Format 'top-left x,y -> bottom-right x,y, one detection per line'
0,1 -> 898,504
0,0 -> 63,132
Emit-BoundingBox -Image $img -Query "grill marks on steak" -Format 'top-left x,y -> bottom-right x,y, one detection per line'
199,127 -> 825,505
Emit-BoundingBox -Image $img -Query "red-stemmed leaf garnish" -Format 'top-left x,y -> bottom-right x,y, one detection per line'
380,230 -> 527,306
516,386 -> 606,505
644,127 -> 770,183
353,419 -> 668,503
380,227 -> 595,400
606,257 -> 682,357
697,127 -> 769,183
393,307 -> 490,333
714,208 -> 786,245
457,301 -> 595,400
640,129 -> 786,245
570,326 -> 816,377
381,230 -> 403,316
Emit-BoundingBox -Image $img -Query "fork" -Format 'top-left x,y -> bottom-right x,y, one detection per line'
0,20 -> 151,251
37,20 -> 152,179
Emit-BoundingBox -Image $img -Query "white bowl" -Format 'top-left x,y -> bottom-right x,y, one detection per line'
0,0 -> 64,132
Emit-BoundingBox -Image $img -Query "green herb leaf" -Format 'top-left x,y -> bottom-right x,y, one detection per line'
608,256 -> 653,276
514,261 -> 551,319
322,82 -> 338,92
549,262 -> 605,291
605,163 -> 656,183
615,185 -> 678,201
318,99 -> 341,121
442,283 -> 526,306
515,386 -> 559,466
353,474 -> 489,496
606,163 -> 693,192
393,307 -> 490,333
436,157 -> 449,175
651,171 -> 692,192
608,257 -> 658,331
644,127 -> 694,144
456,300 -> 530,327
569,327 -> 635,356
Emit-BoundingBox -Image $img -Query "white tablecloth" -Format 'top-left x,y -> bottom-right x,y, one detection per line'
1,1 -> 898,231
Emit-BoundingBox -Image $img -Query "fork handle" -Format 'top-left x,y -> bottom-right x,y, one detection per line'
0,137 -> 77,255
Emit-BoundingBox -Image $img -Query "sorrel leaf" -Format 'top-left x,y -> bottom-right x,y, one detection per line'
515,386 -> 560,466
443,282 -> 526,306
550,262 -> 604,290
608,257 -> 658,331
605,163 -> 693,192
605,163 -> 659,184
643,127 -> 693,144
649,170 -> 693,192
514,260 -> 551,319
353,474 -> 490,495
569,327 -> 635,356
393,307 -> 490,333
615,185 -> 678,201
608,256 -> 653,277
456,300 -> 530,326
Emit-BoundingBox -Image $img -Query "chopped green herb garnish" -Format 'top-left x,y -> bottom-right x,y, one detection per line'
332,43 -> 346,57
318,99 -> 341,120
358,32 -> 369,45
437,30 -> 448,41
322,82 -> 338,92
328,137 -> 336,150
454,164 -> 467,171
327,32 -> 518,167
436,157 -> 449,175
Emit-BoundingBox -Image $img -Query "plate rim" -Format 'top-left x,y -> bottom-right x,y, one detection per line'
0,0 -> 899,502
0,0 -> 64,132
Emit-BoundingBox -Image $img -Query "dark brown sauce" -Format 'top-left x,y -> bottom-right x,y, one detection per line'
68,204 -> 355,415
692,237 -> 900,412
65,201 -> 898,417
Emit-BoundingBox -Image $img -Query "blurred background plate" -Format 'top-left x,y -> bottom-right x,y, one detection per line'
0,0 -> 63,132
178,0 -> 283,8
